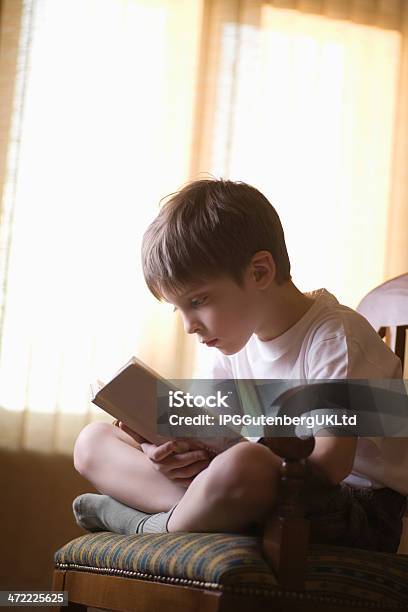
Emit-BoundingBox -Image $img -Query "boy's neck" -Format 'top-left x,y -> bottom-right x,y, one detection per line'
255,281 -> 315,342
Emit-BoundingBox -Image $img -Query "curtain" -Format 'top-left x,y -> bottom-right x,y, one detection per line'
387,0 -> 408,278
0,0 -> 407,453
0,0 -> 204,452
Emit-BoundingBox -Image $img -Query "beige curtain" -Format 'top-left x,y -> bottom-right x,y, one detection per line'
1,0 -> 408,453
0,0 -> 25,323
387,0 -> 408,278
0,0 -> 204,452
267,1 -> 408,280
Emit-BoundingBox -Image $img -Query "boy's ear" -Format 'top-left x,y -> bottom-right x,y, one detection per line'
250,251 -> 276,288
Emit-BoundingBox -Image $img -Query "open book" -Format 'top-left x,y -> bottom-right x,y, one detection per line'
91,356 -> 261,454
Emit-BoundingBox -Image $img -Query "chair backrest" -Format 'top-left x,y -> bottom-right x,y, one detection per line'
357,273 -> 408,376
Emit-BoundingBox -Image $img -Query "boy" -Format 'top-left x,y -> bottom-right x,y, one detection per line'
73,179 -> 405,552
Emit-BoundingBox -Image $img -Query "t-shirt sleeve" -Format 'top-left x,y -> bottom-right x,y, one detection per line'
304,335 -> 351,437
306,336 -> 349,379
307,314 -> 402,379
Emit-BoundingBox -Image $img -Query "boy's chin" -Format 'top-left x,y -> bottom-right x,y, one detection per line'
217,341 -> 245,356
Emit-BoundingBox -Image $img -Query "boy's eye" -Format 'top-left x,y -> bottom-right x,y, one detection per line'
191,296 -> 207,308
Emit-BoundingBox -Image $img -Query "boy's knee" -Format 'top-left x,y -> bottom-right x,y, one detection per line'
205,442 -> 279,506
73,421 -> 113,475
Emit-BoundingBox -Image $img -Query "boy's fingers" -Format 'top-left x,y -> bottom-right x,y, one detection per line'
142,441 -> 210,468
169,459 -> 211,479
144,441 -> 177,462
153,450 -> 209,472
172,441 -> 193,453
171,450 -> 209,466
173,438 -> 209,452
140,442 -> 156,457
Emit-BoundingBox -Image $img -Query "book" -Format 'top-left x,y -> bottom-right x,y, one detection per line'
90,356 -> 249,454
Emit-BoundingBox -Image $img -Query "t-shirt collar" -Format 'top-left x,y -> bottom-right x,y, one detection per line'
251,288 -> 337,360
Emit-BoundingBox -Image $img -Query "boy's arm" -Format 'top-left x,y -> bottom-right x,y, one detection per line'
304,331 -> 365,485
306,435 -> 357,485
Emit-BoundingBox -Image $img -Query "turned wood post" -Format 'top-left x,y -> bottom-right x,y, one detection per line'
260,436 -> 315,590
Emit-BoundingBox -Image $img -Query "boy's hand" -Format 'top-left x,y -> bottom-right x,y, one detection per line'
116,422 -> 213,487
140,439 -> 212,488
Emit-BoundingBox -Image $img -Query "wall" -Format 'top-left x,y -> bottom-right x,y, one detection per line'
0,447 -> 97,591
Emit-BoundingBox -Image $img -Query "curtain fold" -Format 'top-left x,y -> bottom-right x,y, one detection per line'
0,0 -> 25,347
387,0 -> 408,277
0,0 -> 204,452
272,0 -> 403,29
0,1 -> 24,214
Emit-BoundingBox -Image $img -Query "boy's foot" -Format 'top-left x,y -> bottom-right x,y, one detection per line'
72,493 -> 176,535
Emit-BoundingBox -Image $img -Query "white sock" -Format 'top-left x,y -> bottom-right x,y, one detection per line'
72,493 -> 177,535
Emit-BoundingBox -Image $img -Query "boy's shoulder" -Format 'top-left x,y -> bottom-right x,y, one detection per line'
305,288 -> 377,344
303,289 -> 402,378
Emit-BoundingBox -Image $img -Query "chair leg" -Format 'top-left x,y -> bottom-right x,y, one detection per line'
52,569 -> 66,590
50,570 -> 68,612
51,570 -> 87,611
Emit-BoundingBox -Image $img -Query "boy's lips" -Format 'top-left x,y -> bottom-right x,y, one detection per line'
201,338 -> 218,347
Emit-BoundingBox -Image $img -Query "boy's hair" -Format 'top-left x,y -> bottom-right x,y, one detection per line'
142,179 -> 291,300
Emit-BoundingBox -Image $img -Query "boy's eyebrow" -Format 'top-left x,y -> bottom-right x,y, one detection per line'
181,285 -> 211,299
165,285 -> 211,310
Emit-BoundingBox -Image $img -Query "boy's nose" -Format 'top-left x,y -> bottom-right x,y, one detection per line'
182,315 -> 201,335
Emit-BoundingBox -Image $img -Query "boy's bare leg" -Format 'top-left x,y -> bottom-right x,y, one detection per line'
167,441 -> 282,533
73,422 -> 187,512
74,423 -> 282,534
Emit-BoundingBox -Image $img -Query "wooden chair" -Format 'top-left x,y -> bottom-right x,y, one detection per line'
357,273 -> 408,373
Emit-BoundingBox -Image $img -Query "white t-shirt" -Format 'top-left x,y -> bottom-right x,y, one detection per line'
196,288 -> 407,494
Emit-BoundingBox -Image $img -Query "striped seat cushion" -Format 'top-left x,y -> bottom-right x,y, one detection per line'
55,532 -> 408,608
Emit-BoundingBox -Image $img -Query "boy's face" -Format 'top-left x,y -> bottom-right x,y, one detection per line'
162,272 -> 260,355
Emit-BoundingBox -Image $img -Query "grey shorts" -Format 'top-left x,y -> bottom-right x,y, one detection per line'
300,483 -> 407,553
